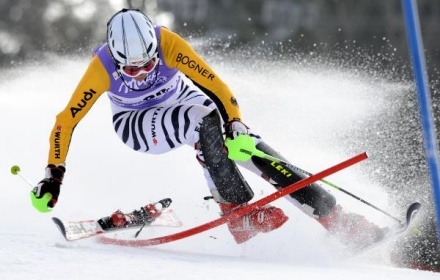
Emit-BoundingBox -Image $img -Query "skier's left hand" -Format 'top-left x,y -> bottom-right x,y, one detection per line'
31,164 -> 65,212
224,119 -> 249,139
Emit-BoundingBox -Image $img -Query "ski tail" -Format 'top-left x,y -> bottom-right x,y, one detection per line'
52,217 -> 68,240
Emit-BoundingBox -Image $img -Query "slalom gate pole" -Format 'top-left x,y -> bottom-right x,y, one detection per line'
402,0 -> 440,242
224,135 -> 402,222
99,152 -> 368,247
258,152 -> 403,223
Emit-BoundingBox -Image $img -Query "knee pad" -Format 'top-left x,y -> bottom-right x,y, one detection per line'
199,110 -> 254,204
252,141 -> 336,217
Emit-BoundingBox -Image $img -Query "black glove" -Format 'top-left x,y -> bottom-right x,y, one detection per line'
224,119 -> 249,139
223,120 -> 257,162
32,164 -> 66,210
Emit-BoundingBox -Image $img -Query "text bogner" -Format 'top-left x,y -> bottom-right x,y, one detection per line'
176,53 -> 215,81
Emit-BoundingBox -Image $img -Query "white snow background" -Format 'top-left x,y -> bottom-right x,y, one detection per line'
1,54 -> 438,280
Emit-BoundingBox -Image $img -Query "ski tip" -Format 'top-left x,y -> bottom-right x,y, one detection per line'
51,216 -> 62,226
408,202 -> 422,212
52,217 -> 68,240
406,202 -> 422,224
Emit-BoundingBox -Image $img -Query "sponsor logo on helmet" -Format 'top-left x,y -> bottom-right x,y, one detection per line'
130,54 -> 149,65
176,53 -> 215,81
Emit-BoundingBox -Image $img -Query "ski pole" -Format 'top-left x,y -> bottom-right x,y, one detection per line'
10,165 -> 34,187
11,165 -> 53,213
272,159 -> 402,223
225,135 -> 403,223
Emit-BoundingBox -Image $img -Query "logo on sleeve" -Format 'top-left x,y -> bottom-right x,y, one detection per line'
176,53 -> 215,81
54,125 -> 62,159
70,89 -> 97,118
230,97 -> 239,108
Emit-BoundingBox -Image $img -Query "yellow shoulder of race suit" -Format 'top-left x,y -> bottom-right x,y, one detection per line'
48,55 -> 110,165
159,27 -> 242,123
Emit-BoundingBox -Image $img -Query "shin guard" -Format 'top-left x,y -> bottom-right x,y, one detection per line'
199,111 -> 254,204
252,141 -> 336,217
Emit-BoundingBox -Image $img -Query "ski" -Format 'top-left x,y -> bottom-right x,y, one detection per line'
351,201 -> 422,255
52,152 -> 366,246
98,153 -> 369,247
52,198 -> 182,241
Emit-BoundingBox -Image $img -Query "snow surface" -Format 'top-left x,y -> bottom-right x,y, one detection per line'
1,55 -> 438,279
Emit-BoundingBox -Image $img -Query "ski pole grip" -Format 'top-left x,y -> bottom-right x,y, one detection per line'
30,192 -> 53,213
225,135 -> 285,162
224,135 -> 257,161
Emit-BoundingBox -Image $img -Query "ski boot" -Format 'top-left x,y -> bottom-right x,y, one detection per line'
220,203 -> 289,244
98,198 -> 172,231
110,204 -> 161,228
317,204 -> 386,250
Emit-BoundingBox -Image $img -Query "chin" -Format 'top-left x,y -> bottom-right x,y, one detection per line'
134,75 -> 147,81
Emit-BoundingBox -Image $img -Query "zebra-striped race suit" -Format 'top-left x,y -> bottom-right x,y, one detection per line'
109,73 -> 227,196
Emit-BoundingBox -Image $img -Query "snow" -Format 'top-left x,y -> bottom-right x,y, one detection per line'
1,55 -> 438,279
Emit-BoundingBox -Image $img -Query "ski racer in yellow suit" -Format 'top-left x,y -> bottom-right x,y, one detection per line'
33,8 -> 384,246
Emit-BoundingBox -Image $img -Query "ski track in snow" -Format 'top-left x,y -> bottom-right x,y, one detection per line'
1,56 -> 438,279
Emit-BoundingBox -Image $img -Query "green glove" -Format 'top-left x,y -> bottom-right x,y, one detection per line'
31,164 -> 66,213
30,192 -> 53,213
224,134 -> 266,162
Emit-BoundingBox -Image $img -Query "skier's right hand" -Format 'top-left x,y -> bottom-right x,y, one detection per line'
31,164 -> 66,213
224,119 -> 249,140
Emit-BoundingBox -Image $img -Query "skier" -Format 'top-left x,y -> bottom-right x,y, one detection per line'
33,8 -> 384,247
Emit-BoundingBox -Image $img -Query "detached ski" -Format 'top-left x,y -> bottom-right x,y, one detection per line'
52,198 -> 182,241
352,202 -> 422,254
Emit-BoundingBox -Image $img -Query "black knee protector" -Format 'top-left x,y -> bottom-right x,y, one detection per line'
199,110 -> 254,204
252,141 -> 336,217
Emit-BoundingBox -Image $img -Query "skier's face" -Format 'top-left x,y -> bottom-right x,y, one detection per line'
119,53 -> 158,78
133,73 -> 148,81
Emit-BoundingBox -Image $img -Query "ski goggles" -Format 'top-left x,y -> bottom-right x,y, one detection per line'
119,54 -> 159,77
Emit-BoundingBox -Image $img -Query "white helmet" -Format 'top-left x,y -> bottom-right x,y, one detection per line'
107,9 -> 158,66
